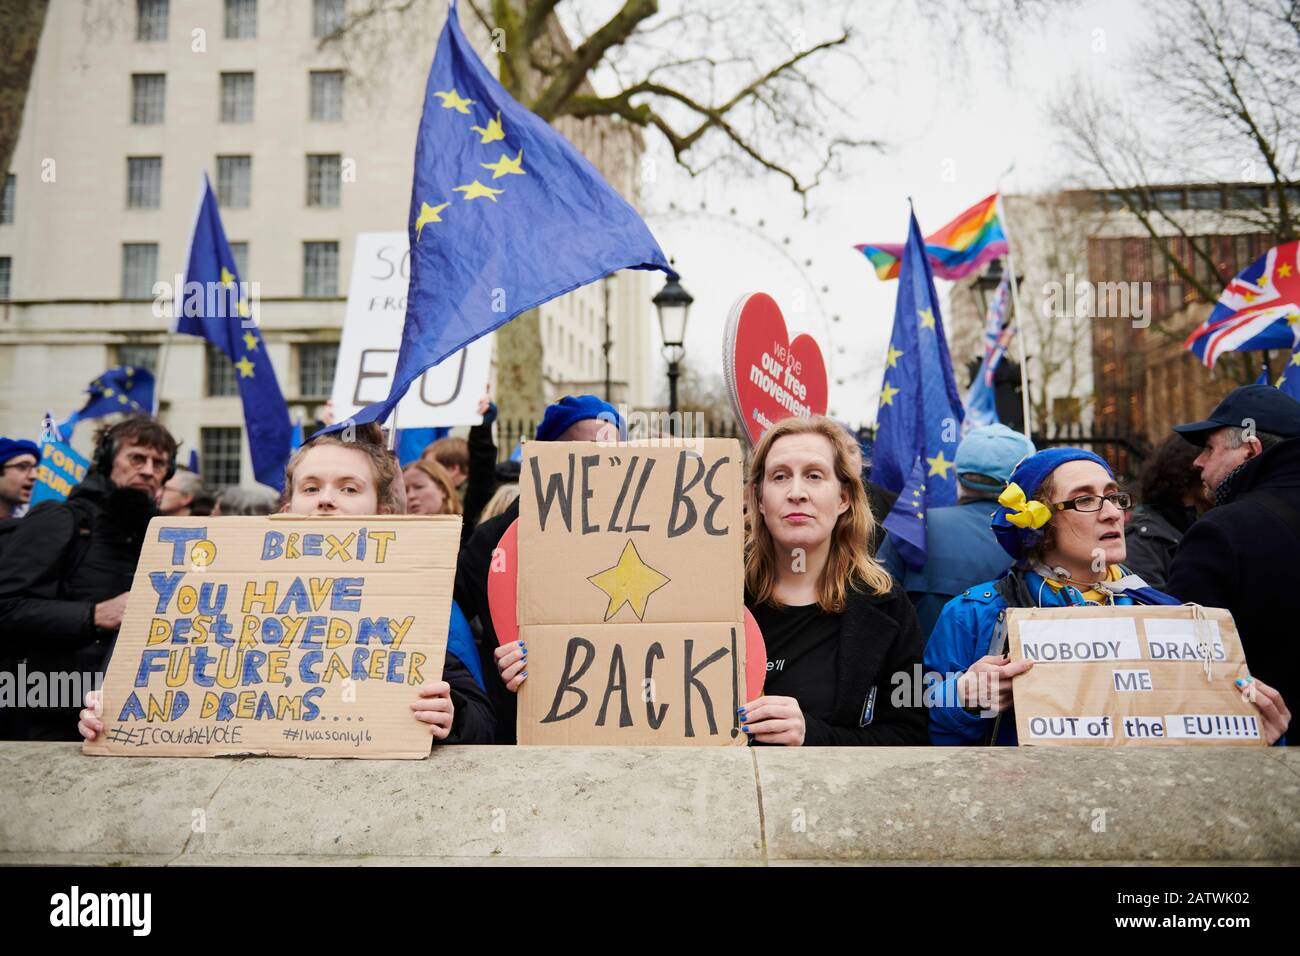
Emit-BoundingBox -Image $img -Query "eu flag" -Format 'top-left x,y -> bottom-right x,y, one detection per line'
871,209 -> 965,570
343,1 -> 672,428
176,174 -> 292,490
57,366 -> 156,439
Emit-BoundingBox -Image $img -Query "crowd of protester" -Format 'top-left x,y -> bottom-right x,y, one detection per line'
0,381 -> 1295,748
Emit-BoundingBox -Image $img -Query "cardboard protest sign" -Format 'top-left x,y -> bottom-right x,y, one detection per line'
723,292 -> 828,446
330,232 -> 493,427
84,514 -> 461,758
28,438 -> 90,506
1007,605 -> 1264,746
516,439 -> 747,745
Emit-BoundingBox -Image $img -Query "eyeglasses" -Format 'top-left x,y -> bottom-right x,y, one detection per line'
125,451 -> 170,473
2,461 -> 36,474
1052,492 -> 1133,513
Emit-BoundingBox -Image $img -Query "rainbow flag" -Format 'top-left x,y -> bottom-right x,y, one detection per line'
855,193 -> 1009,281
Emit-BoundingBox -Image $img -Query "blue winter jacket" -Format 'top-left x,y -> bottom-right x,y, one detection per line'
924,569 -> 1139,746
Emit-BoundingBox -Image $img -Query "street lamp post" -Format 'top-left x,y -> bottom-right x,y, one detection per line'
653,269 -> 693,436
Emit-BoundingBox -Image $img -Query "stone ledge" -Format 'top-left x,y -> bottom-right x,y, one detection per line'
1,743 -> 1296,864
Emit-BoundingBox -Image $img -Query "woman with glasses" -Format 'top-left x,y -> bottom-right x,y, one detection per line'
924,448 -> 1291,745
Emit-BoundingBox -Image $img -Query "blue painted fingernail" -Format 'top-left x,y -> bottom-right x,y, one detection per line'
521,650 -> 527,658
741,723 -> 749,732
521,671 -> 528,678
737,706 -> 746,714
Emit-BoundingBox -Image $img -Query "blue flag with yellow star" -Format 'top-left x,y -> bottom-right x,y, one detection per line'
56,366 -> 156,439
339,0 -> 672,429
871,208 -> 965,571
176,173 -> 292,490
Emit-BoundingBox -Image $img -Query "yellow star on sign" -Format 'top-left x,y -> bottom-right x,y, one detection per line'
1291,351 -> 1300,366
454,180 -> 504,202
481,149 -> 525,179
1279,263 -> 1293,278
927,450 -> 955,479
220,266 -> 235,285
415,201 -> 450,239
1243,290 -> 1257,302
587,539 -> 670,622
885,345 -> 904,369
471,112 -> 505,144
103,388 -> 115,398
234,356 -> 255,378
918,307 -> 936,329
242,331 -> 259,352
117,394 -> 128,404
879,382 -> 900,406
433,89 -> 474,113
1287,313 -> 1300,325
237,299 -> 250,318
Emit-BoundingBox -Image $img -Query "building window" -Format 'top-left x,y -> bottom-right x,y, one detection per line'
224,0 -> 257,40
303,242 -> 338,297
216,155 -> 251,208
206,342 -> 239,397
298,343 -> 339,398
0,258 -> 10,301
1229,185 -> 1268,209
306,154 -> 342,206
115,344 -> 160,374
1187,187 -> 1222,210
1152,188 -> 1184,211
220,72 -> 254,123
0,175 -> 13,224
309,71 -> 344,121
136,0 -> 168,41
122,243 -> 159,300
229,242 -> 249,279
126,157 -> 162,209
313,0 -> 346,38
201,426 -> 242,488
131,74 -> 165,124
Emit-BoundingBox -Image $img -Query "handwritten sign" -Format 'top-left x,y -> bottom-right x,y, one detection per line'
516,439 -> 747,745
29,438 -> 90,506
330,232 -> 492,427
84,515 -> 461,758
1007,606 -> 1264,746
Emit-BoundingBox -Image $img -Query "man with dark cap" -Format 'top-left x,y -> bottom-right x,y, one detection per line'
0,415 -> 177,739
879,424 -> 1035,638
453,394 -> 621,742
0,438 -> 40,519
1166,385 -> 1300,741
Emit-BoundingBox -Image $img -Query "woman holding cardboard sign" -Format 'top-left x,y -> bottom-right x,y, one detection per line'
494,415 -> 930,746
925,448 -> 1291,746
78,425 -> 495,746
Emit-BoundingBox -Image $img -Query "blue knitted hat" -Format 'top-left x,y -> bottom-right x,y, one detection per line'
991,447 -> 1113,560
0,437 -> 40,467
535,395 -> 622,442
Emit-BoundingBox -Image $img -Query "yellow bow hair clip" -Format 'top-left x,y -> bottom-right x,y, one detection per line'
998,483 -> 1052,530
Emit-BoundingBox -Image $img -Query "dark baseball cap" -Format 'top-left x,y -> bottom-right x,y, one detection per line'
1172,384 -> 1300,446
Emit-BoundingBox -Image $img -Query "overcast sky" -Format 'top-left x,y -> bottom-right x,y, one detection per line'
598,0 -> 1155,422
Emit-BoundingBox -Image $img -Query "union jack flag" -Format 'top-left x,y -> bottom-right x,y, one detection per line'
1185,240 -> 1300,368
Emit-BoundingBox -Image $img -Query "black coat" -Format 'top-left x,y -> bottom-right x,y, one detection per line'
0,472 -> 157,740
454,498 -> 520,743
1123,506 -> 1189,591
1166,437 -> 1300,739
761,581 -> 930,746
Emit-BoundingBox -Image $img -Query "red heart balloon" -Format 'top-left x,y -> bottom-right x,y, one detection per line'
724,292 -> 829,446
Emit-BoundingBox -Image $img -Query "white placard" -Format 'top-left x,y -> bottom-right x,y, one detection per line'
1143,618 -> 1226,661
1018,618 -> 1142,662
1025,715 -> 1114,739
331,232 -> 493,427
1164,714 -> 1261,739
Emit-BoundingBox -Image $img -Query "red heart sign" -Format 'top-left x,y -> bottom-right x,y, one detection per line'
724,292 -> 829,446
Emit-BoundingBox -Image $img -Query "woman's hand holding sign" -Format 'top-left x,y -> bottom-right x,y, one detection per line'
77,690 -> 103,741
411,681 -> 456,739
956,655 -> 1033,713
1239,677 -> 1291,745
495,640 -> 527,692
740,695 -> 806,746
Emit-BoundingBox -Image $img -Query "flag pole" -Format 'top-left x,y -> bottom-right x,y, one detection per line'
995,193 -> 1035,438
